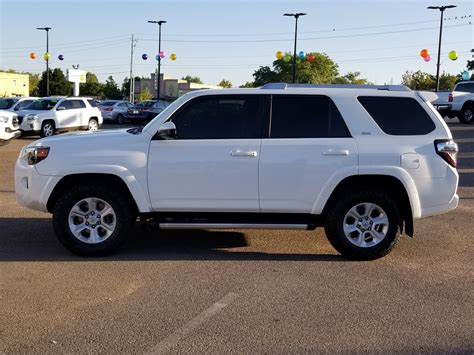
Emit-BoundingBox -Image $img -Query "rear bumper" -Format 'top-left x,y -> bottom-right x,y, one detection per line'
420,194 -> 459,218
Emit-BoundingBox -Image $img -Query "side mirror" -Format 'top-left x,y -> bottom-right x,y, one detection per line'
57,106 -> 66,111
157,121 -> 176,139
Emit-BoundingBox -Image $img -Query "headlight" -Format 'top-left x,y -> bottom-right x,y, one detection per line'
0,116 -> 8,123
26,114 -> 38,121
22,146 -> 50,165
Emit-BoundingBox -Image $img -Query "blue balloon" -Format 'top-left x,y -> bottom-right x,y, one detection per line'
462,71 -> 470,81
58,54 -> 64,61
155,54 -> 161,61
142,54 -> 148,60
298,51 -> 306,59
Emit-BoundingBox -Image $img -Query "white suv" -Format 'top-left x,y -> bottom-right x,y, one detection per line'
18,97 -> 102,137
15,84 -> 459,260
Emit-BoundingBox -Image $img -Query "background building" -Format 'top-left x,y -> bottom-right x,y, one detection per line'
0,72 -> 29,97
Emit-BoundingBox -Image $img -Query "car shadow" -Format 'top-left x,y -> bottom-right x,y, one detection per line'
0,217 -> 345,262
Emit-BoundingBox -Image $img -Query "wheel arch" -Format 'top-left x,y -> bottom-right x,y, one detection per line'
320,174 -> 415,237
47,173 -> 142,214
461,100 -> 474,110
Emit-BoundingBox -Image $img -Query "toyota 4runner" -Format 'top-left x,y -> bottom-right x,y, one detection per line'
15,84 -> 459,260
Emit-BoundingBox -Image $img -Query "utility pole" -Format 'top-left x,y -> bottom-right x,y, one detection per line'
148,20 -> 166,100
129,34 -> 138,103
36,27 -> 52,96
427,5 -> 457,91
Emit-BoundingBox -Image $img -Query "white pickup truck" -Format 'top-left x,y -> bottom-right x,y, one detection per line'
432,81 -> 474,124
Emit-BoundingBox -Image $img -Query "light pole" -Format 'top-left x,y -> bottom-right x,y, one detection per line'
427,5 -> 457,91
284,13 -> 306,84
36,27 -> 52,96
148,20 -> 166,100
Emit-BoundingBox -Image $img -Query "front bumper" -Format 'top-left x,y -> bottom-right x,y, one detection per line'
0,127 -> 21,141
15,158 -> 61,213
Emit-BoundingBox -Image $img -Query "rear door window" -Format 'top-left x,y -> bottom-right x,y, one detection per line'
358,96 -> 435,135
70,100 -> 86,109
270,95 -> 351,138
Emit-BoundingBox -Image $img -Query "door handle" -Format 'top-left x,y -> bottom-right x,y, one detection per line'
231,150 -> 258,157
322,149 -> 350,156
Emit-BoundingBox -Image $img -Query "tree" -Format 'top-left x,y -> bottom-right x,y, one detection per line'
181,75 -> 203,84
37,68 -> 72,96
402,70 -> 458,90
103,76 -> 122,99
333,72 -> 371,85
218,79 -> 232,88
252,52 -> 340,86
80,72 -> 104,97
467,60 -> 474,71
239,81 -> 255,88
137,87 -> 152,101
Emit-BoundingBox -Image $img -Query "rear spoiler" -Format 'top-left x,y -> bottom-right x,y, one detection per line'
416,91 -> 439,102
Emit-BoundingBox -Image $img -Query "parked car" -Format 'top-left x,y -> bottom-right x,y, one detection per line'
15,84 -> 458,259
0,97 -> 39,112
0,111 -> 20,144
98,100 -> 134,124
432,81 -> 474,124
126,100 -> 170,123
17,97 -> 103,137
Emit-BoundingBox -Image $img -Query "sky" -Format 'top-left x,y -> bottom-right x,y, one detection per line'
0,0 -> 472,87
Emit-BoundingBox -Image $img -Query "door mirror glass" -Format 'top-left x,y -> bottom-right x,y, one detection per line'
157,121 -> 176,139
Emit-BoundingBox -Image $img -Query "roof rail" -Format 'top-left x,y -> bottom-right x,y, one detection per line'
260,83 -> 411,91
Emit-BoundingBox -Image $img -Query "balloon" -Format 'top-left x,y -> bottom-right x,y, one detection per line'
58,54 -> 64,61
170,53 -> 177,60
29,52 -> 36,59
283,54 -> 292,62
43,52 -> 50,60
142,53 -> 148,60
462,71 -> 470,81
307,54 -> 315,63
159,51 -> 165,59
420,49 -> 430,58
298,51 -> 306,59
155,54 -> 160,61
423,55 -> 431,62
448,50 -> 458,61
275,51 -> 283,60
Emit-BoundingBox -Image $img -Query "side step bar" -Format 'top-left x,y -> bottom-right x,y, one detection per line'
158,223 -> 311,230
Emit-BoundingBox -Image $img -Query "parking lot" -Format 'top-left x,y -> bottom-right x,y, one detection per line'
0,121 -> 473,354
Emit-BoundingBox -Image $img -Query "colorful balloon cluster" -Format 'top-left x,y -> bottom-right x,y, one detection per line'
276,51 -> 316,63
142,52 -> 177,61
420,49 -> 459,62
29,52 -> 64,61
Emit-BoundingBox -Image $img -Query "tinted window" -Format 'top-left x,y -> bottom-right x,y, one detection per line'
27,99 -> 60,110
117,102 -> 128,108
70,100 -> 86,109
60,100 -> 74,110
15,100 -> 34,111
88,100 -> 99,107
455,83 -> 474,93
358,96 -> 435,135
99,101 -> 116,106
0,98 -> 17,109
270,95 -> 350,138
171,95 -> 264,139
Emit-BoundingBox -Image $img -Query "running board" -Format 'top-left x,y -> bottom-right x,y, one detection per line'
158,223 -> 311,230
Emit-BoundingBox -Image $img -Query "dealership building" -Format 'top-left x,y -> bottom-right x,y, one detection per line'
0,72 -> 29,97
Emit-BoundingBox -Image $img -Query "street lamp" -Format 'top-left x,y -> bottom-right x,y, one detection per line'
36,27 -> 52,96
148,20 -> 167,100
284,13 -> 306,84
427,5 -> 457,91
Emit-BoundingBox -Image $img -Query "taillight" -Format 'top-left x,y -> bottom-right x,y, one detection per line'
434,139 -> 458,168
448,93 -> 453,102
22,146 -> 50,165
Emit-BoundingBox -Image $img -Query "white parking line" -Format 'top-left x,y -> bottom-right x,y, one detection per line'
146,292 -> 238,355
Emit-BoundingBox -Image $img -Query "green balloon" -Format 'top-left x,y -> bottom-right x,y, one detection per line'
448,50 -> 458,61
283,54 -> 292,62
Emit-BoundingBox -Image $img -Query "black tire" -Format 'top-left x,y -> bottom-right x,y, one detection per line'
459,105 -> 474,124
88,118 -> 99,131
324,190 -> 401,260
116,114 -> 124,124
52,183 -> 136,256
40,121 -> 55,138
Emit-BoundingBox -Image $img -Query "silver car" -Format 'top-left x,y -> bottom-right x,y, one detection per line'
98,100 -> 134,124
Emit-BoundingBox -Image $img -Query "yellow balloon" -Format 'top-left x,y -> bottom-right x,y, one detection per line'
448,50 -> 458,61
275,51 -> 283,60
170,53 -> 177,61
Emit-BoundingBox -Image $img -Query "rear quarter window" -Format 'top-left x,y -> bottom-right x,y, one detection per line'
357,96 -> 435,135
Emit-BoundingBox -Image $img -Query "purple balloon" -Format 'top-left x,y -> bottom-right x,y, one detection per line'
58,54 -> 64,61
142,54 -> 148,60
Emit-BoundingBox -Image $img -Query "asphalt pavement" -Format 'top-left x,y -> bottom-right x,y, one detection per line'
0,121 -> 472,354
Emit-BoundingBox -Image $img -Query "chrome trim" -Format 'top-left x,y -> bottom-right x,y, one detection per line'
230,150 -> 257,157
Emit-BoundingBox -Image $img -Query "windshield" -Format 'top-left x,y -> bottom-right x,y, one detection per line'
0,98 -> 18,109
99,101 -> 117,106
455,83 -> 474,93
24,99 -> 61,110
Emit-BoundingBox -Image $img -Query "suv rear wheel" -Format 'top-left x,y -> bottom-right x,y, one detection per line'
52,183 -> 135,256
88,118 -> 99,131
324,190 -> 401,260
459,105 -> 473,124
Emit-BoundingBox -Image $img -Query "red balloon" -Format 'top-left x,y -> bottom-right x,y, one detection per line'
307,54 -> 315,63
29,52 -> 36,59
420,49 -> 429,58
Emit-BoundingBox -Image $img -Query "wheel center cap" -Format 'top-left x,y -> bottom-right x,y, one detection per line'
361,220 -> 371,229
89,216 -> 99,224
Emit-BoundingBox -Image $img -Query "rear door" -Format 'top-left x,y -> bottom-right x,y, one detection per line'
259,94 -> 358,213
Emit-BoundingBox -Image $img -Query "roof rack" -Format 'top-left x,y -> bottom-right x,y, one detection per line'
260,83 -> 411,91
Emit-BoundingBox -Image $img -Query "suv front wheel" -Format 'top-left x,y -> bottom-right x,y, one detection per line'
52,183 -> 135,256
324,190 -> 401,260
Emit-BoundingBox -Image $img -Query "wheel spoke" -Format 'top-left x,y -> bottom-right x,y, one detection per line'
372,216 -> 388,227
